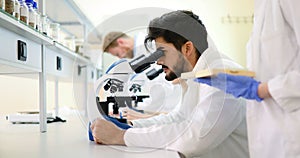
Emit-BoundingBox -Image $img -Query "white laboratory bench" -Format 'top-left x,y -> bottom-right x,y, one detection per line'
0,7 -> 99,133
0,112 -> 180,158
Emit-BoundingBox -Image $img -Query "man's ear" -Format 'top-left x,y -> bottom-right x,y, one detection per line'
116,38 -> 124,46
181,41 -> 194,57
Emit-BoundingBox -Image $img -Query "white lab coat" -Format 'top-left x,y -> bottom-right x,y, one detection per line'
124,48 -> 249,158
135,81 -> 182,113
246,0 -> 300,157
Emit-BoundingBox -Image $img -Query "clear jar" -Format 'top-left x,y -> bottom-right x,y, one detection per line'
0,0 -> 5,10
65,36 -> 76,51
41,15 -> 49,35
19,0 -> 28,24
5,0 -> 15,16
50,23 -> 60,41
25,0 -> 36,28
14,0 -> 20,20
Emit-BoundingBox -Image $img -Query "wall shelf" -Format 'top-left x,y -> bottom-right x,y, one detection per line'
0,10 -> 53,45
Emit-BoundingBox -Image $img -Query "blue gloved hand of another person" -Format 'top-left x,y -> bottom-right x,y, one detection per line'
194,73 -> 263,102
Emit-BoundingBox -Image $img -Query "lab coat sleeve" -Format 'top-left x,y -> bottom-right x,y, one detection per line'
124,90 -> 246,157
268,71 -> 300,112
131,108 -> 185,128
132,80 -> 196,128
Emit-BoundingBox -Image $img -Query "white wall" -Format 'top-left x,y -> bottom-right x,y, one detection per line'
0,75 -> 77,115
186,0 -> 254,67
76,0 -> 254,67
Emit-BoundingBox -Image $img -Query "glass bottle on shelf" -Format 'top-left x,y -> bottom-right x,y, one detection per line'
50,23 -> 60,41
5,0 -> 15,16
14,0 -> 20,20
32,1 -> 40,31
18,0 -> 28,24
0,0 -> 5,10
41,15 -> 49,35
25,0 -> 36,28
65,36 -> 76,51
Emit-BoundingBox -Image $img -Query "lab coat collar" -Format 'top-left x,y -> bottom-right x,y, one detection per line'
193,47 -> 218,72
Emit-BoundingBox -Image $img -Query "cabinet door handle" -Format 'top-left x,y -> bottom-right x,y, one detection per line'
56,56 -> 62,71
17,40 -> 27,61
91,71 -> 94,79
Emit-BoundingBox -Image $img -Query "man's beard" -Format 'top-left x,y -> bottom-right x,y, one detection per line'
161,54 -> 191,81
165,71 -> 178,81
126,49 -> 134,59
162,65 -> 180,81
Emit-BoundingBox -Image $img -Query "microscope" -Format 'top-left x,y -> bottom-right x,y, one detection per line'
94,48 -> 165,122
87,48 -> 165,141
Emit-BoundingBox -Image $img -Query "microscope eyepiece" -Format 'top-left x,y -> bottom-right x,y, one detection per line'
146,68 -> 164,80
129,47 -> 165,73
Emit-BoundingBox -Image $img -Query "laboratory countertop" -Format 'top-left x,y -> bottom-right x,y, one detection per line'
0,112 -> 180,158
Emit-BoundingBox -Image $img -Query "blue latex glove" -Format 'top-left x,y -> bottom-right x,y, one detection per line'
104,116 -> 132,130
88,122 -> 94,141
194,73 -> 263,102
88,116 -> 132,141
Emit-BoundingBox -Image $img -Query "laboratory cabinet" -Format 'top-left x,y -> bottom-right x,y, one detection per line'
45,47 -> 74,79
45,42 -> 94,82
0,26 -> 41,73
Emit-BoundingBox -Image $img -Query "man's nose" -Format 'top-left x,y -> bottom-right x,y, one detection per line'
156,57 -> 164,65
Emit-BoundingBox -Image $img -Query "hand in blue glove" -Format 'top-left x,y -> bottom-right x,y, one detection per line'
88,116 -> 132,141
194,73 -> 263,102
88,122 -> 94,141
104,116 -> 132,130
